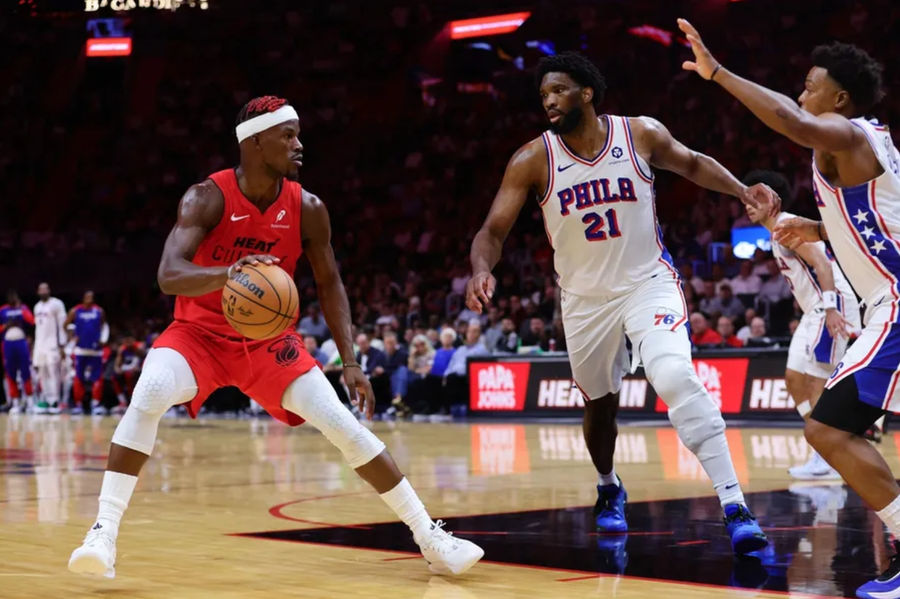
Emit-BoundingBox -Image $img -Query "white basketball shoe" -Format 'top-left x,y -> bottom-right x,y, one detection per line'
414,520 -> 484,575
68,522 -> 116,578
789,451 -> 841,480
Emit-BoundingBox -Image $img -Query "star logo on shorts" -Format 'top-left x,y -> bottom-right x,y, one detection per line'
611,146 -> 624,159
267,335 -> 302,367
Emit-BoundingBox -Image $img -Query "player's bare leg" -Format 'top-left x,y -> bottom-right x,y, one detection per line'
282,368 -> 483,575
583,394 -> 628,533
786,369 -> 838,480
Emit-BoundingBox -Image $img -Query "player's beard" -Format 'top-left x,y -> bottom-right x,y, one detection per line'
38,294 -> 49,301
549,106 -> 584,134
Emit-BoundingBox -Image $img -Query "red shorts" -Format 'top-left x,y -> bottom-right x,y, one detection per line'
153,320 -> 317,426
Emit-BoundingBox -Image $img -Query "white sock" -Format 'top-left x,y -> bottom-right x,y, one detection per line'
379,477 -> 433,540
95,471 -> 138,539
877,494 -> 900,538
598,468 -> 618,487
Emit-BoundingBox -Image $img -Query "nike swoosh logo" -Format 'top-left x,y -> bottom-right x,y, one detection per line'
230,214 -> 250,222
725,483 -> 738,490
557,163 -> 575,172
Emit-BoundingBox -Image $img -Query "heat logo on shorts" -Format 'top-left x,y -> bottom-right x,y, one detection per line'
268,335 -> 301,367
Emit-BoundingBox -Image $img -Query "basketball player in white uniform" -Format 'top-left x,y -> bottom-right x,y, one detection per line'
466,52 -> 773,554
680,20 -> 900,597
743,170 -> 860,479
32,282 -> 67,414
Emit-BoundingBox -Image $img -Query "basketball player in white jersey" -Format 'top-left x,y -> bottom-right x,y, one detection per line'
679,20 -> 900,597
466,52 -> 773,554
743,170 -> 860,480
32,282 -> 67,414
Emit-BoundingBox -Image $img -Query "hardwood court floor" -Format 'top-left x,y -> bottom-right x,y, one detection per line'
1,414 -> 896,598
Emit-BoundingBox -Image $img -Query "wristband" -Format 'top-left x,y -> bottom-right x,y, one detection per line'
822,290 -> 838,310
710,64 -> 722,81
343,362 -> 362,369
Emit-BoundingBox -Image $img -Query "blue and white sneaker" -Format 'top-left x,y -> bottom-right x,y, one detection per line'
723,503 -> 768,554
594,477 -> 628,533
857,542 -> 900,598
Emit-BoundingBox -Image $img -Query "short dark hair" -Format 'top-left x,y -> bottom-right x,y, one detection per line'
811,42 -> 884,113
236,95 -> 289,127
535,52 -> 606,106
743,170 -> 792,204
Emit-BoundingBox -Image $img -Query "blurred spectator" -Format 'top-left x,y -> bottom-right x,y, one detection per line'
520,316 -> 549,350
481,306 -> 503,350
679,262 -> 705,296
303,335 -> 329,365
440,320 -> 490,415
706,284 -> 745,320
298,303 -> 329,341
495,317 -> 519,353
690,312 -> 723,347
716,316 -> 744,348
736,308 -> 757,344
746,316 -> 778,348
730,261 -> 762,296
382,331 -> 409,404
355,332 -> 390,413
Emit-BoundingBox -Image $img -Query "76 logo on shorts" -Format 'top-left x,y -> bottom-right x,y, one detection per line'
653,312 -> 678,327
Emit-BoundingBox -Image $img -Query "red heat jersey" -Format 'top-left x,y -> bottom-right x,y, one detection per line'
174,169 -> 303,338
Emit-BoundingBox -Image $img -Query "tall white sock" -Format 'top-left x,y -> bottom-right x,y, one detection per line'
877,494 -> 900,538
95,471 -> 138,539
598,468 -> 619,487
379,477 -> 433,540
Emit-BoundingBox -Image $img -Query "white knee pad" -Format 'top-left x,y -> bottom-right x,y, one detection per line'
111,348 -> 197,455
282,368 -> 386,469
640,330 -> 726,454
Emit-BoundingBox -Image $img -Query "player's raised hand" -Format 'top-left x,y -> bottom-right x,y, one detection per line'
465,272 -> 496,313
677,18 -> 720,80
774,216 -> 824,250
343,364 -> 376,420
227,254 -> 282,278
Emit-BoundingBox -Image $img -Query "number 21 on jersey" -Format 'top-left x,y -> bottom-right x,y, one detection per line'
582,208 -> 621,241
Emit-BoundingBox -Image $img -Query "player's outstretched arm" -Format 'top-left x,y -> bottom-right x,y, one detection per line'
467,140 -> 543,313
677,18 -> 860,152
793,242 -> 851,338
634,116 -> 776,211
157,182 -> 278,296
301,190 -> 376,419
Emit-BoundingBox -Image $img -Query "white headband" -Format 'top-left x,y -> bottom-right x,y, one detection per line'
235,105 -> 299,142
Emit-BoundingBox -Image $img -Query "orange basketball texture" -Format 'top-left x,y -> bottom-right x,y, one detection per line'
222,263 -> 299,340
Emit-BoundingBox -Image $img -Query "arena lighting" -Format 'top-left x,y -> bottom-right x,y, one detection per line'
84,0 -> 208,11
449,11 -> 531,40
86,37 -> 132,56
627,25 -> 691,48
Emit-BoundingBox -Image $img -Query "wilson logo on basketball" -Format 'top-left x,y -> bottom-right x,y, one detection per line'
232,272 -> 266,299
468,362 -> 530,411
267,335 -> 302,367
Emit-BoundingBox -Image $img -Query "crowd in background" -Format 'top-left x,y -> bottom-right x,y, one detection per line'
3,0 -> 900,416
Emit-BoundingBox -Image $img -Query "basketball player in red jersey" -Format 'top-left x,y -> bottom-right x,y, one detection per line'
69,96 -> 483,578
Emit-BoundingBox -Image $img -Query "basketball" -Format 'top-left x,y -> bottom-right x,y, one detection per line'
221,263 -> 299,340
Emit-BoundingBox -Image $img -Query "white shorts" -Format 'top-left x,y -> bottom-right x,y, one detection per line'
561,276 -> 688,399
786,309 -> 849,380
32,348 -> 62,369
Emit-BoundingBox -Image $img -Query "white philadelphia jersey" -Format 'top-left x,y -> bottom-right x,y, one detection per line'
772,212 -> 856,314
540,115 -> 676,297
33,297 -> 66,352
812,117 -> 900,306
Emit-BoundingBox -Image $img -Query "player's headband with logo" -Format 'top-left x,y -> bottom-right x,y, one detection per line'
235,105 -> 299,143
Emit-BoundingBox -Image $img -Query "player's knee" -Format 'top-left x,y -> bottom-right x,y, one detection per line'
129,362 -> 178,417
668,394 -> 726,454
784,370 -> 806,404
804,417 -> 844,455
583,393 -> 618,429
342,425 -> 386,469
641,339 -> 702,402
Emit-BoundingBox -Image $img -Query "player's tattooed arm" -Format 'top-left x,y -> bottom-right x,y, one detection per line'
467,138 -> 544,312
158,181 -> 243,297
677,18 -> 861,152
302,189 -> 376,419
